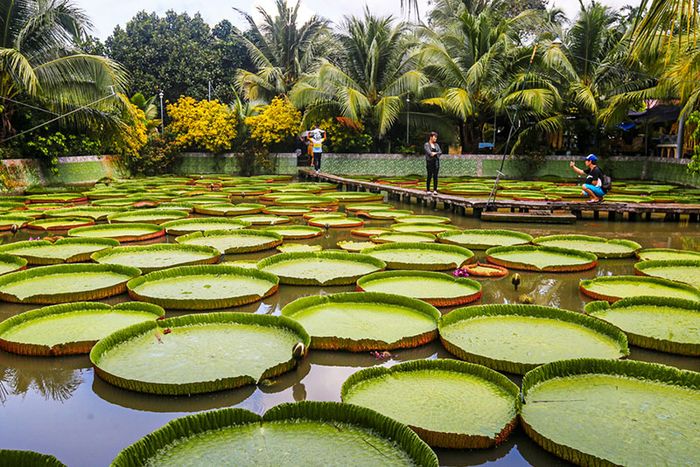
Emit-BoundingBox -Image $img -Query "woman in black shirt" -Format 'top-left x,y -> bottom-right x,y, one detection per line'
424,132 -> 442,195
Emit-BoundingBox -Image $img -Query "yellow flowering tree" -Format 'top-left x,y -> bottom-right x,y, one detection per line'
245,97 -> 302,148
167,97 -> 238,153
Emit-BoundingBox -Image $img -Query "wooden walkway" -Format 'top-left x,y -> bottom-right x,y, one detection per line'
299,169 -> 700,223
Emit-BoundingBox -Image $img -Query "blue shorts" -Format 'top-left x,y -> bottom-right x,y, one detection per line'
583,184 -> 605,198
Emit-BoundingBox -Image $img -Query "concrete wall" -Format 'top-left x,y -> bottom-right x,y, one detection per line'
0,155 -> 128,193
174,152 -> 700,186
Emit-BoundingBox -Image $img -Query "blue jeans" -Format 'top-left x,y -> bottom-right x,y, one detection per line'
583,184 -> 605,198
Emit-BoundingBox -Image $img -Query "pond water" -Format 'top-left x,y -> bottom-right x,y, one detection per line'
1,200 -> 699,466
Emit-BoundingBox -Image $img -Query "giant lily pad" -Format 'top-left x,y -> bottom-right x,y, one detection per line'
0,215 -> 33,230
362,209 -> 414,220
91,313 -> 308,395
107,209 -> 188,224
45,206 -> 125,220
520,359 -> 700,466
395,215 -> 451,224
486,245 -> 597,272
128,265 -> 278,310
277,243 -> 323,253
636,248 -> 700,261
533,235 -> 641,259
361,242 -> 474,271
337,240 -> 375,252
307,216 -> 364,228
371,232 -> 436,244
438,229 -> 533,249
264,225 -> 323,240
342,359 -> 520,448
26,216 -> 95,231
281,292 -> 439,351
324,192 -> 384,203
27,193 -> 87,203
68,223 -> 165,242
194,203 -> 265,216
634,259 -> 700,288
262,206 -> 312,216
585,297 -> 700,356
439,304 -> 629,374
111,402 -> 437,466
0,450 -> 66,467
233,214 -> 290,225
161,218 -> 250,235
580,275 -> 700,302
351,227 -> 392,237
0,238 -> 118,265
0,302 -> 164,356
357,270 -> 482,307
176,230 -> 283,254
0,263 -> 141,304
391,222 -> 459,234
92,244 -> 221,273
0,254 -> 27,276
258,251 -> 385,286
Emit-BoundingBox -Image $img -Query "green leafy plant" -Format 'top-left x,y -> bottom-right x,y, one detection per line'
687,111 -> 700,174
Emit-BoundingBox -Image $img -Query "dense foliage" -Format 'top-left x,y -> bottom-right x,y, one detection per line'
167,97 -> 238,153
245,97 -> 302,148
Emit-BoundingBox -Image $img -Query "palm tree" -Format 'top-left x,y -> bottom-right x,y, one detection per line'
417,1 -> 556,151
0,0 -> 128,141
234,0 -> 331,103
290,9 -> 425,141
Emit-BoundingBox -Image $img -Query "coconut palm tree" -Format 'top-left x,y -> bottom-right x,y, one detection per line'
0,0 -> 128,141
417,1 -> 557,151
234,0 -> 331,103
290,9 -> 425,141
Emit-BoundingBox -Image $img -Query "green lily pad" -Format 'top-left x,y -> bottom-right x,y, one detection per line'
486,245 -> 597,272
635,259 -> 700,288
361,242 -> 474,271
161,218 -> 250,235
438,229 -> 533,249
0,450 -> 66,467
176,230 -> 283,254
439,304 -> 629,374
363,209 -> 414,220
580,275 -> 700,302
342,359 -> 520,448
262,206 -> 312,216
263,225 -> 323,240
346,203 -> 395,213
92,244 -> 221,273
277,243 -> 323,253
390,222 -> 459,234
371,232 -> 436,244
27,193 -> 87,203
351,227 -> 392,237
233,214 -> 290,225
636,248 -> 700,261
45,206 -> 125,220
0,263 -> 141,304
357,270 -> 482,307
0,238 -> 118,265
307,216 -> 364,228
127,265 -> 279,310
0,302 -> 164,356
68,223 -> 165,242
395,215 -> 451,224
91,313 -> 308,395
26,216 -> 95,231
0,254 -> 27,276
533,235 -> 641,259
0,215 -> 33,230
110,402 -> 437,466
107,209 -> 188,224
258,251 -> 385,286
194,203 -> 265,216
337,240 -> 375,252
324,192 -> 384,202
585,297 -> 700,355
281,292 -> 439,351
521,359 -> 700,466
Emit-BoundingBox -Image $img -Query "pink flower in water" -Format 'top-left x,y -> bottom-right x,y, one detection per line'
370,350 -> 392,360
452,268 -> 470,278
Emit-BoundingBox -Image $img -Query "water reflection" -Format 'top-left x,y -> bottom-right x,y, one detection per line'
0,353 -> 88,403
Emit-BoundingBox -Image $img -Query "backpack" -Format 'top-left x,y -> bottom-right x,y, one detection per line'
602,174 -> 612,193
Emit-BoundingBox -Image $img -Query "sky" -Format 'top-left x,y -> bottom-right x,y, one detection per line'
77,0 -> 637,40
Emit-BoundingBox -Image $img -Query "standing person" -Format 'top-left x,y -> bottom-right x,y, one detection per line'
309,125 -> 326,173
570,154 -> 606,203
424,131 -> 442,195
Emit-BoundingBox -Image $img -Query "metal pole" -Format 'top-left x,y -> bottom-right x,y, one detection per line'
406,96 -> 410,145
159,90 -> 165,134
208,81 -> 212,101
